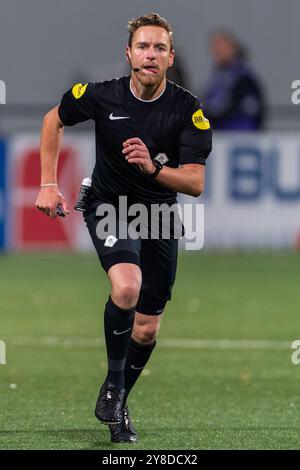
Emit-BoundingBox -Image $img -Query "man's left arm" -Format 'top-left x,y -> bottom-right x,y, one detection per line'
153,163 -> 205,197
123,141 -> 205,197
123,106 -> 212,197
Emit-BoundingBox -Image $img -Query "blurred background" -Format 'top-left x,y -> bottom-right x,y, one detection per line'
1,0 -> 300,450
0,0 -> 300,251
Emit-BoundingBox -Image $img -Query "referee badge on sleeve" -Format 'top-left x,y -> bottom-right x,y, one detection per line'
192,109 -> 210,130
72,83 -> 88,99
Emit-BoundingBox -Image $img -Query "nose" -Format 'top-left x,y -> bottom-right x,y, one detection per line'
146,47 -> 156,60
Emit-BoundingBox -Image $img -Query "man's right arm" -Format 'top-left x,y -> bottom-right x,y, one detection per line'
35,105 -> 70,218
35,82 -> 98,217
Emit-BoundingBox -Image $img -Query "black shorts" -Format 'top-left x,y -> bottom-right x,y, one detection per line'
83,203 -> 178,315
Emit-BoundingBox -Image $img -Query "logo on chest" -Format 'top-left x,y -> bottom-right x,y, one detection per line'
154,153 -> 169,165
109,113 -> 130,120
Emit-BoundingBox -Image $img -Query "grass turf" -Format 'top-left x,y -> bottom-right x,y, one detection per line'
0,251 -> 300,449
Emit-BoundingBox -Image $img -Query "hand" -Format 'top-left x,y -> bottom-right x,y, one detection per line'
122,138 -> 155,175
35,186 -> 70,218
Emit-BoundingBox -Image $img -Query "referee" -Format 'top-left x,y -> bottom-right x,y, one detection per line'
35,13 -> 212,443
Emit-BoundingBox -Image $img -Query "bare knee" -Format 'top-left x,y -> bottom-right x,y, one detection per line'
132,320 -> 160,345
109,264 -> 142,309
112,281 -> 140,309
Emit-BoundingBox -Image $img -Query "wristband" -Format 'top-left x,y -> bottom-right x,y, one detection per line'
150,160 -> 163,178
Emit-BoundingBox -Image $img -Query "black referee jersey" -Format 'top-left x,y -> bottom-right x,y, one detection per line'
58,76 -> 212,207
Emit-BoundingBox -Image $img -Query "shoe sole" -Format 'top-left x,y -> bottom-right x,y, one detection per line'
98,418 -> 123,425
95,411 -> 123,425
111,439 -> 138,443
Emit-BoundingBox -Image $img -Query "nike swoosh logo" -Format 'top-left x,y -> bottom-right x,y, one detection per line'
130,365 -> 144,370
109,113 -> 130,120
113,327 -> 132,335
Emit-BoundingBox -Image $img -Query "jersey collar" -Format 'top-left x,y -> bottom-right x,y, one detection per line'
129,78 -> 166,103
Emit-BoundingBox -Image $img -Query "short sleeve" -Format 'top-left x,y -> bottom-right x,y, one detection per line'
58,82 -> 97,126
178,98 -> 212,165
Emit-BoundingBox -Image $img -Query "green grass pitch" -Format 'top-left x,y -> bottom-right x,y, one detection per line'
0,251 -> 300,450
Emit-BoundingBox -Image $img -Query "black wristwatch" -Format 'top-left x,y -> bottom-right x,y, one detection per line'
150,160 -> 163,178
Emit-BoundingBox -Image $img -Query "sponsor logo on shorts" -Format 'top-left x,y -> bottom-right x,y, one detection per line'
95,197 -> 205,251
104,235 -> 118,247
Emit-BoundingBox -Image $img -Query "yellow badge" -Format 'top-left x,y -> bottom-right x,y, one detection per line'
72,83 -> 88,99
192,109 -> 210,130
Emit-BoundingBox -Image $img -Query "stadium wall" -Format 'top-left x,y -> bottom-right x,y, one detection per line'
0,0 -> 298,109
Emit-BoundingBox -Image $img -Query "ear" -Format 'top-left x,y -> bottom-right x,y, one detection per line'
168,49 -> 175,68
126,46 -> 131,64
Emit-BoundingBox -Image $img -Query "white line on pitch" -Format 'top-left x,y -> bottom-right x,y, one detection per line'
3,336 -> 291,350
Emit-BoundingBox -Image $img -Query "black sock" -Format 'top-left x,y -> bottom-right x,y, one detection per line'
104,296 -> 135,388
123,338 -> 156,405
